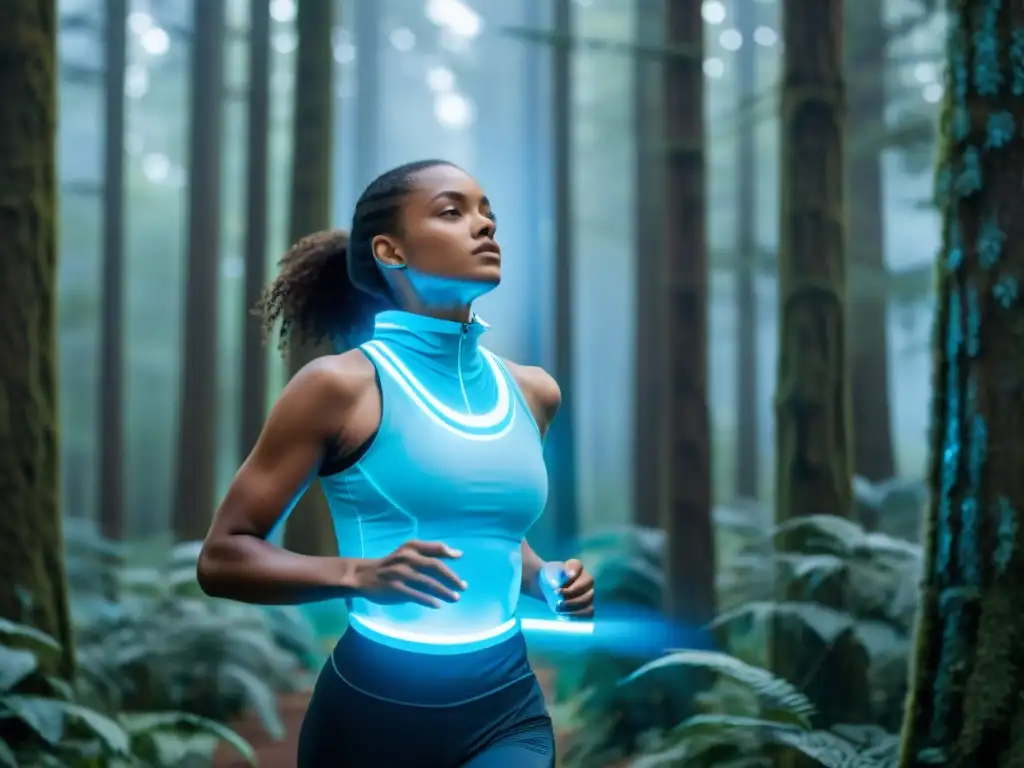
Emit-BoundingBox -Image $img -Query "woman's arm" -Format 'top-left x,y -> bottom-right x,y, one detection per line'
196,351 -> 376,605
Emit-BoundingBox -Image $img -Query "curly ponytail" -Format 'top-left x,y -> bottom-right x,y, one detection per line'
255,158 -> 458,353
255,229 -> 373,352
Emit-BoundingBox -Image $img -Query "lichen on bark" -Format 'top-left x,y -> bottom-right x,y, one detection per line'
899,1 -> 1024,765
0,0 -> 75,679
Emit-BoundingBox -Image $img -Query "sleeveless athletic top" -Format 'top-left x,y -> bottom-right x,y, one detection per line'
319,310 -> 549,655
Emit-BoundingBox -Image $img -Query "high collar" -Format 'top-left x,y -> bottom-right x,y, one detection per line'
371,310 -> 489,375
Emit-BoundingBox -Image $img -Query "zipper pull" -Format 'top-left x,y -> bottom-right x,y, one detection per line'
461,322 -> 469,336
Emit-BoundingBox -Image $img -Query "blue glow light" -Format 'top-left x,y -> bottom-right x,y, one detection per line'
361,339 -> 516,440
520,617 -> 595,636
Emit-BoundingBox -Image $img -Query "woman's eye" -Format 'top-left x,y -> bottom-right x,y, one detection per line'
440,208 -> 460,218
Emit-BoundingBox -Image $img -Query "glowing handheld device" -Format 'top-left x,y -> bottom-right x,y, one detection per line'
519,562 -> 595,637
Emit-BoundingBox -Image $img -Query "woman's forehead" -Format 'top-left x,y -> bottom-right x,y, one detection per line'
408,164 -> 483,199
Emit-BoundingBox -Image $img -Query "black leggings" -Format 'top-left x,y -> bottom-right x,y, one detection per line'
297,629 -> 555,767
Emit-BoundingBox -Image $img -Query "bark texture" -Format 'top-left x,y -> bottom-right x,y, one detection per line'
772,0 -> 869,732
774,0 -> 852,525
0,0 -> 75,678
660,0 -> 715,627
899,2 -> 1024,764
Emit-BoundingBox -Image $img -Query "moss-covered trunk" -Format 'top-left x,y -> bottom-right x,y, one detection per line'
899,2 -> 1024,765
173,0 -> 225,542
846,0 -> 895,493
774,0 -> 852,528
773,0 -> 867,731
0,0 -> 74,678
660,0 -> 715,628
282,0 -> 336,558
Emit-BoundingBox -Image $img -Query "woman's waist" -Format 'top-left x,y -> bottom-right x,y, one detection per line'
330,622 -> 535,706
348,590 -> 522,655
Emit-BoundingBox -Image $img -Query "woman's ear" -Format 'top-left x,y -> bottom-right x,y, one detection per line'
371,235 -> 406,270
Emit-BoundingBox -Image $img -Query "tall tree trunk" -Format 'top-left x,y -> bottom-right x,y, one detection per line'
846,0 -> 895,493
632,0 -> 665,529
733,0 -> 759,500
173,1 -> 225,542
544,0 -> 579,557
773,0 -> 866,730
282,0 -> 336,558
239,0 -> 271,460
660,0 -> 715,627
899,4 -> 1024,765
0,0 -> 75,679
774,0 -> 852,527
98,0 -> 127,540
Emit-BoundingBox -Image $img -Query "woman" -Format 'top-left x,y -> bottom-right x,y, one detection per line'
197,159 -> 595,767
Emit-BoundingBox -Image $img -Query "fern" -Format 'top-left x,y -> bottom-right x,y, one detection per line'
0,618 -> 255,766
623,650 -> 816,725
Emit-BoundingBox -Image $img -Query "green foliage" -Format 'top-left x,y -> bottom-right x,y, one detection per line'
550,495 -> 922,766
0,617 -> 255,767
64,521 -> 319,743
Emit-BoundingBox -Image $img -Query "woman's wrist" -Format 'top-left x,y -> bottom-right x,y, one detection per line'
521,558 -> 547,601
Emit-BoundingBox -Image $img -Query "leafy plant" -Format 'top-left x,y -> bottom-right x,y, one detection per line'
64,522 -> 319,741
566,650 -> 901,768
0,617 -> 254,767
548,491 -> 922,764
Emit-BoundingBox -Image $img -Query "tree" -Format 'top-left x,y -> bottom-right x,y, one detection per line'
0,0 -> 75,678
172,0 -> 225,542
774,0 -> 852,531
899,3 -> 1024,765
846,0 -> 895,490
733,0 -> 759,500
98,0 -> 127,540
239,0 -> 271,460
772,0 -> 867,727
659,0 -> 715,628
282,0 -> 336,558
632,0 -> 665,528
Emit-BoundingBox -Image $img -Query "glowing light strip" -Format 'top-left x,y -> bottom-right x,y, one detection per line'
360,344 -> 515,441
364,340 -> 511,428
350,614 -> 518,645
521,618 -> 595,636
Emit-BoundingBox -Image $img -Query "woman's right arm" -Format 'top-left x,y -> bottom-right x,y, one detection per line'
196,355 -> 365,605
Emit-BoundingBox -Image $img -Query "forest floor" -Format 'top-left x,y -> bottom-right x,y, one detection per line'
211,667 -> 569,767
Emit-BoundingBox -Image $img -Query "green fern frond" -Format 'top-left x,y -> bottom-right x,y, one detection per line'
622,650 -> 816,723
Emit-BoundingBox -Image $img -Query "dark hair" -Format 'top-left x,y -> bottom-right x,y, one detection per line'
256,159 -> 455,351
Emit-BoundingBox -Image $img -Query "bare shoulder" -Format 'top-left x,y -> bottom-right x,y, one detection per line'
283,348 -> 375,402
272,348 -> 377,433
500,359 -> 561,430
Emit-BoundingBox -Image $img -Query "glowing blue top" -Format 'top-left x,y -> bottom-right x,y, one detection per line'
320,310 -> 549,654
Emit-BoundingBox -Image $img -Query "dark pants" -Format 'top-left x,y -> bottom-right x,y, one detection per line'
297,627 -> 555,767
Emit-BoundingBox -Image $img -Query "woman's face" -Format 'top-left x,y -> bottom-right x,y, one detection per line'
374,165 -> 501,300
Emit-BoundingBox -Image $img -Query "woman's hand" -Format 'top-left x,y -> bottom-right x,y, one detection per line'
353,540 -> 467,608
552,558 -> 595,618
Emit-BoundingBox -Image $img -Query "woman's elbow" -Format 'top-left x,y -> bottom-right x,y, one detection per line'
196,538 -> 230,598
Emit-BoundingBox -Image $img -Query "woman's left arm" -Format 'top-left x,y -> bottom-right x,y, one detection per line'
506,361 -> 595,617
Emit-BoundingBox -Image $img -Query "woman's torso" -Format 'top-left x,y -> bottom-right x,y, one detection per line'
317,310 -> 549,655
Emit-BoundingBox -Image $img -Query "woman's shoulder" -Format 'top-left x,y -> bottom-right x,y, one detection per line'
499,359 -> 561,426
284,348 -> 378,409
